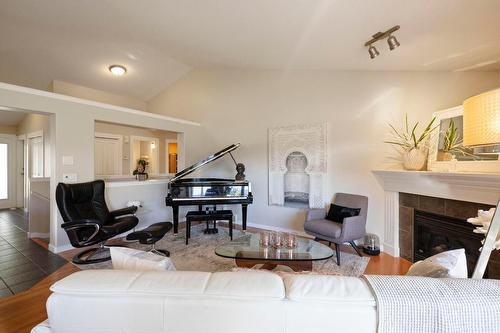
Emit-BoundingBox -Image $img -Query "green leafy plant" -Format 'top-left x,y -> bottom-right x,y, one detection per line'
441,119 -> 476,158
385,114 -> 438,151
133,159 -> 149,175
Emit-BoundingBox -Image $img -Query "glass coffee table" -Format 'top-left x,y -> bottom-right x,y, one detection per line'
215,233 -> 334,271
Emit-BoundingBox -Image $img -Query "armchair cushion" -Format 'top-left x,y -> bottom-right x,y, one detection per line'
101,215 -> 138,236
304,219 -> 342,239
306,209 -> 327,222
325,204 -> 360,223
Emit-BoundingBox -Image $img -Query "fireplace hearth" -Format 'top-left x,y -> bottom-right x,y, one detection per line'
414,210 -> 483,277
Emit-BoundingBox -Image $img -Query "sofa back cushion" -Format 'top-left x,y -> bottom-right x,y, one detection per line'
282,273 -> 375,304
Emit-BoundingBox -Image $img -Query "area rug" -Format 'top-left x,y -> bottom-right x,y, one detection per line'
77,224 -> 370,276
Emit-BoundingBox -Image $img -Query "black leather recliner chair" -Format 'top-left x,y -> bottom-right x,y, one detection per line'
56,180 -> 138,264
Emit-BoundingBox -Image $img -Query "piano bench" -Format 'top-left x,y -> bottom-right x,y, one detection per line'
185,210 -> 233,245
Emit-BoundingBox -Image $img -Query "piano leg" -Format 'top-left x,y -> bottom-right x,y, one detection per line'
242,204 -> 248,231
172,205 -> 179,235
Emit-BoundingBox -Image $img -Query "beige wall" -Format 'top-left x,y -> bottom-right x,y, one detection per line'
17,113 -> 51,177
51,80 -> 147,111
95,121 -> 177,175
0,124 -> 16,134
148,69 -> 500,244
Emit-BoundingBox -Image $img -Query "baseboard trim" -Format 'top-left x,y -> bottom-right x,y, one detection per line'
383,243 -> 399,257
28,232 -> 50,239
49,243 -> 74,254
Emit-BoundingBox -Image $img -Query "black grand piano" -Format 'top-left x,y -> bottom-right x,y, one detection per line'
165,143 -> 253,234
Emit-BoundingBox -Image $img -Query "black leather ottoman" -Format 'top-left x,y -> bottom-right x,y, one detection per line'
126,222 -> 173,256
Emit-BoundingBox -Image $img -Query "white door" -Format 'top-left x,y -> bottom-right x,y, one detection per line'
95,135 -> 122,177
0,135 -> 16,209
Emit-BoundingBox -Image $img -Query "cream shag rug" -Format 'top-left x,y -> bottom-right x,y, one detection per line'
78,224 -> 369,276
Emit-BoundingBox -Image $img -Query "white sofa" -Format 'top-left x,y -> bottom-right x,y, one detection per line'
32,269 -> 377,333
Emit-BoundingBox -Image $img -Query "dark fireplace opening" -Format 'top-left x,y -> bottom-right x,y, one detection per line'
414,210 -> 485,278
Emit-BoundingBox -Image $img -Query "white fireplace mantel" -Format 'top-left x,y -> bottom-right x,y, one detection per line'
372,169 -> 500,257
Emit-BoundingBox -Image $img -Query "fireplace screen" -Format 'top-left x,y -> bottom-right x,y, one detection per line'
414,210 -> 484,278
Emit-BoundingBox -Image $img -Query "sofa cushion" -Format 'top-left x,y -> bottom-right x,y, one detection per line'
406,248 -> 468,278
325,204 -> 361,223
50,270 -> 285,300
205,270 -> 285,299
51,270 -> 211,296
111,247 -> 176,271
283,274 -> 375,304
304,219 -> 342,238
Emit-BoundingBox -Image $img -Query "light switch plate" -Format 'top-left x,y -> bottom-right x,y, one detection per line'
62,173 -> 78,182
62,156 -> 74,165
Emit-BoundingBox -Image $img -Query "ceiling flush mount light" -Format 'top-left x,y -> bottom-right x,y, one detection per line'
108,65 -> 127,76
364,25 -> 401,59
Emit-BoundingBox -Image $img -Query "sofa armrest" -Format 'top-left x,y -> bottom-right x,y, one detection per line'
340,215 -> 366,241
306,209 -> 327,222
31,320 -> 51,333
110,206 -> 138,217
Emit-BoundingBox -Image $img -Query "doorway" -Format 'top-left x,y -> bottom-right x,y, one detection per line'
166,140 -> 178,174
0,134 -> 16,209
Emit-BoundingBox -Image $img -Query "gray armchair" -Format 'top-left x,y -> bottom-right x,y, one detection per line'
304,193 -> 368,265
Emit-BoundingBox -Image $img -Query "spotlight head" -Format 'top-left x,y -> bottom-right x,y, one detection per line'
368,45 -> 380,59
387,35 -> 400,50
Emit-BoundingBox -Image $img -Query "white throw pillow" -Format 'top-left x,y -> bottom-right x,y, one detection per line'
406,248 -> 467,278
111,247 -> 176,271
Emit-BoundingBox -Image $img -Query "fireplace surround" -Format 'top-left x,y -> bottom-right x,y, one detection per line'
399,193 -> 498,278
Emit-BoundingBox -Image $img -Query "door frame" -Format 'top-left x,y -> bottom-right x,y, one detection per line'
165,139 -> 178,175
16,134 -> 27,209
0,134 -> 17,209
27,130 -> 44,178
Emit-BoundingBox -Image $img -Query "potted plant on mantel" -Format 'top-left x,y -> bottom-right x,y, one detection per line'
385,115 -> 437,171
133,158 -> 149,181
438,118 -> 476,161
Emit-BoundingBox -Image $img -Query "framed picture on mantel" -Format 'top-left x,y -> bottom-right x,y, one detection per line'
427,106 -> 500,173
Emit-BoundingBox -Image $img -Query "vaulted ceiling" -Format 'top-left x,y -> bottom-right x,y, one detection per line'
1,0 -> 499,100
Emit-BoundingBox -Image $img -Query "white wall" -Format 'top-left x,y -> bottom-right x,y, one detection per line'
148,69 -> 500,245
0,82 -> 203,252
50,80 -> 148,111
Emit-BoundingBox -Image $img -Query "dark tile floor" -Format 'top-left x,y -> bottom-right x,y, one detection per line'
0,209 -> 67,299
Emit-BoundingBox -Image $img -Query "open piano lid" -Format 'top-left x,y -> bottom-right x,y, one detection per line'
169,143 -> 240,183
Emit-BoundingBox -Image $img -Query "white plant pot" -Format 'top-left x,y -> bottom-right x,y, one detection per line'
403,148 -> 427,171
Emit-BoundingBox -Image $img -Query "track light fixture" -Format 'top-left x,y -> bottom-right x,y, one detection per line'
368,45 -> 380,59
387,35 -> 400,51
365,25 -> 400,59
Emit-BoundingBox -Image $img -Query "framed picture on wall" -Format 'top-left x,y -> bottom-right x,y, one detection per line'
427,106 -> 500,173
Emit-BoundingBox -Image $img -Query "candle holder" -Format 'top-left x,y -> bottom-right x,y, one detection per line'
259,232 -> 271,247
272,232 -> 284,249
284,233 -> 297,249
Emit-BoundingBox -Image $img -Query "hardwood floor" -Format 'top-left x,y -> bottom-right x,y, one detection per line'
0,228 -> 411,333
